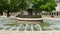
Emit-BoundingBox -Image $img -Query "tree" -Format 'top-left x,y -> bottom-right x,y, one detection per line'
10,0 -> 28,17
10,0 -> 28,12
0,0 -> 57,18
9,0 -> 21,12
18,0 -> 28,11
0,0 -> 28,17
0,0 -> 5,15
29,0 -> 57,17
6,0 -> 28,14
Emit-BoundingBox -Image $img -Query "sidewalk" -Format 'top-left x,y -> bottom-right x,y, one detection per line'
0,15 -> 60,18
0,30 -> 60,34
42,15 -> 60,18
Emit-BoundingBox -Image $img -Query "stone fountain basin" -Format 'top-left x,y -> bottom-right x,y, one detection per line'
16,17 -> 43,24
17,18 -> 43,20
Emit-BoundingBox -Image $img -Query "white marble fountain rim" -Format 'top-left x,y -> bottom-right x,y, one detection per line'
17,17 -> 60,20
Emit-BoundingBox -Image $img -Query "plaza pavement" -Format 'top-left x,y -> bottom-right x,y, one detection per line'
42,15 -> 60,18
0,15 -> 60,19
0,30 -> 60,34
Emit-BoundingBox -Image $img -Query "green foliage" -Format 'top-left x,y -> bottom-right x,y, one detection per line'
0,0 -> 5,11
9,0 -> 21,12
18,0 -> 28,10
31,0 -> 57,13
0,0 -> 28,12
7,0 -> 28,12
0,0 -> 57,13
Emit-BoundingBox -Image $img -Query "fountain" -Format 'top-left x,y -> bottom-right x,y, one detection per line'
0,16 -> 60,31
0,17 -> 42,31
16,3 -> 43,24
24,24 -> 30,31
34,24 -> 42,31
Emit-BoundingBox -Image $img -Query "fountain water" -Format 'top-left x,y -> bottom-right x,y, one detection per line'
24,24 -> 29,31
1,17 -> 60,31
34,24 -> 42,31
17,27 -> 20,31
9,27 -> 17,31
31,24 -> 34,31
19,24 -> 25,31
3,26 -> 11,30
